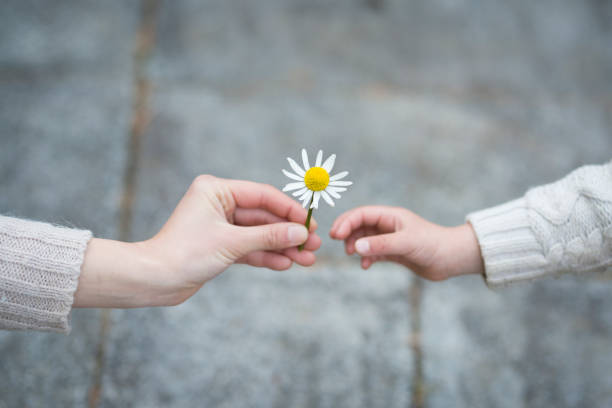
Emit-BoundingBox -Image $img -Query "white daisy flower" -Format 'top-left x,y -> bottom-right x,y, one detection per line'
282,148 -> 352,209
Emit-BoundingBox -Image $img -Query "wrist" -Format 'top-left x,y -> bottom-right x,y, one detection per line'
74,238 -> 189,308
444,223 -> 485,279
136,237 -> 202,306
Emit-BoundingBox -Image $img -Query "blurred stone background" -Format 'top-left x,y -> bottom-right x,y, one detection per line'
1,0 -> 611,407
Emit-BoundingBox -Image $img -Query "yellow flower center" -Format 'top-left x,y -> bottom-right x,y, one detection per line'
304,167 -> 330,191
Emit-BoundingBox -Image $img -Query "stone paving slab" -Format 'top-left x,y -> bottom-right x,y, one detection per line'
422,276 -> 612,408
100,264 -> 412,408
0,0 -> 137,79
150,0 -> 612,90
0,1 -> 137,407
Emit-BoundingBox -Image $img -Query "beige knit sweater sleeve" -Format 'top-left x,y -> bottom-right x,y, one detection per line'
467,161 -> 612,287
0,215 -> 92,333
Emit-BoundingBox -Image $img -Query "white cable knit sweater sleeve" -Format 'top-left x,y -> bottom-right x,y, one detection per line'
0,215 -> 92,333
467,161 -> 612,287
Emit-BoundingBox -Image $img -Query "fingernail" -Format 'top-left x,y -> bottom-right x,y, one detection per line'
288,225 -> 308,244
355,239 -> 370,255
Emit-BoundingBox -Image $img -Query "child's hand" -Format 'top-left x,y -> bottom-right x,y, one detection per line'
330,206 -> 483,281
75,176 -> 321,308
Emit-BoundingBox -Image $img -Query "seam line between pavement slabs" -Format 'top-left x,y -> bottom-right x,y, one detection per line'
310,257 -> 427,407
87,1 -> 159,407
409,278 -> 425,408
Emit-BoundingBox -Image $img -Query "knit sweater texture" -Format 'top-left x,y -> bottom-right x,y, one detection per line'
468,161 -> 612,287
0,215 -> 91,333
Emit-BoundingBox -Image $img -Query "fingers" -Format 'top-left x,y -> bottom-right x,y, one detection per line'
300,231 -> 322,252
225,179 -> 318,229
238,251 -> 293,271
354,232 -> 405,257
359,254 -> 407,270
233,208 -> 284,227
217,179 -> 324,266
233,223 -> 309,257
232,208 -> 320,262
331,207 -> 407,269
361,256 -> 374,270
231,204 -> 320,267
237,247 -> 318,270
232,221 -> 321,269
344,227 -> 377,255
235,232 -> 320,269
237,228 -> 321,269
234,208 -> 317,232
282,247 -> 317,266
330,206 -> 398,240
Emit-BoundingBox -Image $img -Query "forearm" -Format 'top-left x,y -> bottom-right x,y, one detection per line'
74,238 -> 188,308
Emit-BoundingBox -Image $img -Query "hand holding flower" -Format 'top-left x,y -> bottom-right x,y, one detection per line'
74,176 -> 321,308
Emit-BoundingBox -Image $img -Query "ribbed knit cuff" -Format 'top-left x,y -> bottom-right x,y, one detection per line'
466,198 -> 550,287
0,216 -> 92,333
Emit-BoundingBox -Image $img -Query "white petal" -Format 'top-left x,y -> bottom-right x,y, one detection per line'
311,191 -> 321,209
292,187 -> 308,197
330,171 -> 348,181
299,189 -> 313,202
325,188 -> 341,199
320,190 -> 335,207
322,154 -> 336,173
329,180 -> 352,187
301,190 -> 313,208
282,169 -> 303,181
301,149 -> 310,171
283,181 -> 306,192
327,186 -> 347,194
315,150 -> 323,167
287,157 -> 305,177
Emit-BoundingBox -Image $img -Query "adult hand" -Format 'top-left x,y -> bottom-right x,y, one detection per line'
75,175 -> 321,308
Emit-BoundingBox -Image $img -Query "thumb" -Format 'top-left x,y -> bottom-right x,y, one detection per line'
234,223 -> 309,255
355,232 -> 404,257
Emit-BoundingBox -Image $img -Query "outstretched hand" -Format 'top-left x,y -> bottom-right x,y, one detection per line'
75,175 -> 321,308
150,175 -> 321,279
329,206 -> 483,281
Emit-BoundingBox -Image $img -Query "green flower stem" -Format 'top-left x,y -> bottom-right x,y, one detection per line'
298,195 -> 314,251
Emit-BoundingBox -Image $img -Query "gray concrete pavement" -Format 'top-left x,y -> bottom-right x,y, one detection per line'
1,0 -> 612,407
101,264 -> 413,408
0,2 -> 136,407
